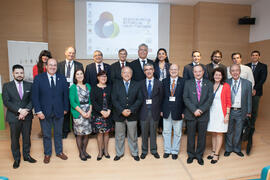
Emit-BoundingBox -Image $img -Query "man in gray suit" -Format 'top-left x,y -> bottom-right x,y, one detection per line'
224,64 -> 252,157
2,65 -> 36,169
183,64 -> 213,165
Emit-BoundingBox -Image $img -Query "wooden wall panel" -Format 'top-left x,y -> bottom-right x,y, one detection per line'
0,0 -> 46,82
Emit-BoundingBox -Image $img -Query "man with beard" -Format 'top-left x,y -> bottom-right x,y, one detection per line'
2,64 -> 36,168
206,50 -> 227,80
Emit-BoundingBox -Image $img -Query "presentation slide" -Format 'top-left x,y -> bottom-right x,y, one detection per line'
75,0 -> 170,60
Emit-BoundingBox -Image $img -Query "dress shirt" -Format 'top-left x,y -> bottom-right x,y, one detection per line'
231,78 -> 242,108
212,62 -> 219,69
47,73 -> 56,87
227,64 -> 254,88
195,78 -> 203,87
123,80 -> 131,89
193,62 -> 199,66
119,61 -> 126,68
139,58 -> 147,69
95,62 -> 104,73
65,59 -> 74,85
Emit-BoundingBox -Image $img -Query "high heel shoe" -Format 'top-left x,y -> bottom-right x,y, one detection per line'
84,152 -> 91,159
97,152 -> 103,161
210,154 -> 219,164
79,153 -> 87,161
103,149 -> 110,159
207,151 -> 215,160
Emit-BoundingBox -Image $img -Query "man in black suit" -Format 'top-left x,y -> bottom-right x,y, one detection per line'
110,48 -> 131,84
183,64 -> 213,165
57,46 -> 84,138
161,64 -> 185,160
112,66 -> 143,161
245,50 -> 268,155
85,50 -> 111,86
2,65 -> 36,169
139,63 -> 163,159
206,50 -> 227,80
130,43 -> 154,136
130,43 -> 154,81
183,50 -> 208,80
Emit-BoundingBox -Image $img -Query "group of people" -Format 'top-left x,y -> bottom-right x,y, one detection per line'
2,43 -> 267,169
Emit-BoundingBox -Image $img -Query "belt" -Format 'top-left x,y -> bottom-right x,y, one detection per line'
80,101 -> 89,105
231,107 -> 241,110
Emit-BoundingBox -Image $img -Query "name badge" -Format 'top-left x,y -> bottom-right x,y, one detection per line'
146,99 -> 152,104
66,78 -> 71,82
169,96 -> 176,102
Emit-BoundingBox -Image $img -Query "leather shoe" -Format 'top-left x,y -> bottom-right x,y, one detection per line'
133,156 -> 140,161
62,133 -> 68,139
56,153 -> 68,160
235,151 -> 244,157
163,153 -> 170,158
187,157 -> 194,164
79,153 -> 87,161
172,154 -> 178,160
152,153 -> 160,159
140,153 -> 147,159
197,158 -> 204,165
224,151 -> 231,157
43,155 -> 51,164
23,155 -> 37,163
114,155 -> 123,161
13,160 -> 20,169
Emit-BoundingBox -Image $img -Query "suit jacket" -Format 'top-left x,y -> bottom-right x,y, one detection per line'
110,61 -> 131,84
85,62 -> 111,87
57,60 -> 84,77
183,63 -> 208,80
154,62 -> 170,80
32,72 -> 69,118
2,81 -> 33,123
112,80 -> 143,122
183,78 -> 213,122
162,77 -> 185,120
130,58 -> 154,81
206,63 -> 227,80
139,78 -> 163,121
227,78 -> 252,119
246,62 -> 268,96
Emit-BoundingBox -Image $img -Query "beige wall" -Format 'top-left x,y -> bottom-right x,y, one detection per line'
0,0 -> 261,81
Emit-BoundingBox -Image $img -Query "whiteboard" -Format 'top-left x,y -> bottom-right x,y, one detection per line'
7,40 -> 48,82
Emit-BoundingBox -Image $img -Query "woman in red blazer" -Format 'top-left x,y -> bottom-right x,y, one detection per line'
32,50 -> 52,78
207,67 -> 231,164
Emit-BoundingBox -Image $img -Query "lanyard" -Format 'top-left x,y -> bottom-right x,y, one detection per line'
213,84 -> 221,98
232,80 -> 241,96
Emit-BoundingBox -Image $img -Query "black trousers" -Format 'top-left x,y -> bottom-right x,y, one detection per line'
186,120 -> 208,159
62,111 -> 71,135
9,119 -> 32,161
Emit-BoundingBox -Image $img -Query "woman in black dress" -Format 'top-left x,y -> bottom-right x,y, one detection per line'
90,70 -> 112,161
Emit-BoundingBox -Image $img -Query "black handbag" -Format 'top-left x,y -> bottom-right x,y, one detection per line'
242,116 -> 251,141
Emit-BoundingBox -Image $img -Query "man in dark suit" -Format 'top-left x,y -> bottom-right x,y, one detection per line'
206,50 -> 227,80
225,64 -> 252,157
183,50 -> 208,80
130,43 -> 154,81
85,50 -> 111,86
112,66 -> 143,161
111,48 -> 131,84
2,65 -> 36,169
57,46 -> 84,138
183,64 -> 213,165
32,58 -> 69,164
139,63 -> 163,159
130,43 -> 154,136
161,64 -> 185,160
245,50 -> 267,155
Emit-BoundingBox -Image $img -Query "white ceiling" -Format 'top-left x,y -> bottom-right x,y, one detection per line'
111,0 -> 258,5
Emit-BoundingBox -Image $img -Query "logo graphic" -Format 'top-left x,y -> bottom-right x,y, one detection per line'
95,12 -> 119,38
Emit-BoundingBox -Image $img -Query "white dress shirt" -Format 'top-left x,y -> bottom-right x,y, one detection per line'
65,59 -> 74,85
47,73 -> 56,87
231,78 -> 242,108
139,58 -> 147,69
227,64 -> 254,88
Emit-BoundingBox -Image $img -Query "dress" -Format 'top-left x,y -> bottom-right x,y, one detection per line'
91,86 -> 112,133
207,85 -> 228,132
73,85 -> 92,135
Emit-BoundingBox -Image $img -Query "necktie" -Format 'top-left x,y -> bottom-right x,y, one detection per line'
142,60 -> 146,69
232,80 -> 237,104
252,64 -> 256,72
125,82 -> 129,94
196,80 -> 201,102
98,64 -> 102,73
121,62 -> 124,68
171,79 -> 175,96
147,80 -> 152,98
18,82 -> 23,100
66,62 -> 71,78
51,76 -> 55,89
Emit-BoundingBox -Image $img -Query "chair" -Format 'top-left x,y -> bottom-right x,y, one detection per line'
250,165 -> 270,180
